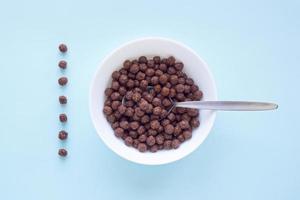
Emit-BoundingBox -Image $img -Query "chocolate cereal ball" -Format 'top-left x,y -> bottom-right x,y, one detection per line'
179,120 -> 190,129
183,130 -> 192,140
120,121 -> 129,129
133,139 -> 139,148
163,140 -> 172,150
153,106 -> 162,115
125,137 -> 133,146
141,115 -> 150,124
58,44 -> 68,53
146,135 -> 156,146
177,134 -> 185,142
150,145 -> 158,153
129,131 -> 138,138
190,118 -> 200,128
123,60 -> 131,69
127,79 -> 135,88
105,88 -> 113,97
114,128 -> 124,138
130,121 -> 139,130
111,122 -> 119,129
103,106 -> 113,115
112,71 -> 121,80
111,101 -> 121,110
150,120 -> 160,130
161,119 -> 170,127
58,130 -> 68,140
138,56 -> 147,64
154,84 -> 161,93
172,139 -> 180,149
152,98 -> 161,107
140,80 -> 148,89
145,104 -> 153,114
161,87 -> 170,96
111,81 -> 120,90
59,114 -> 67,122
146,68 -> 155,77
58,60 -> 67,69
155,134 -> 164,145
132,92 -> 141,102
138,134 -> 147,142
59,95 -> 67,104
58,77 -> 68,86
167,56 -> 176,66
118,86 -> 127,96
137,143 -> 147,152
58,148 -> 68,157
174,125 -> 182,136
118,105 -> 126,114
193,90 -> 203,100
119,74 -> 128,85
159,63 -> 167,72
165,124 -> 174,135
130,63 -> 139,74
137,126 -> 146,135
153,56 -> 161,64
159,74 -> 168,85
174,62 -> 184,71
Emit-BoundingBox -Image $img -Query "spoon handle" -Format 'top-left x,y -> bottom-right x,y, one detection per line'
175,101 -> 278,111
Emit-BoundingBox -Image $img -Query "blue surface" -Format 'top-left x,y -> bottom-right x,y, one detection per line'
0,0 -> 299,199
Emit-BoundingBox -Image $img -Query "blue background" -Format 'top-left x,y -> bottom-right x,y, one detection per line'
0,0 -> 299,199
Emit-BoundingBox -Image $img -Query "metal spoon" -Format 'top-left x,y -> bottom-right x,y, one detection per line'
158,99 -> 278,118
174,100 -> 278,111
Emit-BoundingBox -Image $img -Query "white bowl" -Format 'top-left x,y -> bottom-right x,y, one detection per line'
90,37 -> 217,165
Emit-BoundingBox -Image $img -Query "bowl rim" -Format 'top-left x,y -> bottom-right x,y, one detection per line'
89,36 -> 218,165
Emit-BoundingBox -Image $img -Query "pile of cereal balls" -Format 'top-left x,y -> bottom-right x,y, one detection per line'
103,56 -> 203,153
